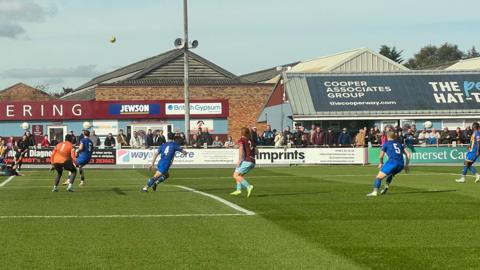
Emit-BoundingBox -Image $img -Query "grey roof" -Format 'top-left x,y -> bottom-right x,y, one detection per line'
240,62 -> 300,83
61,88 -> 96,100
63,49 -> 254,100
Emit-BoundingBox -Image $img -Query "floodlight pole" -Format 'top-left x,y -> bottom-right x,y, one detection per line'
183,0 -> 190,145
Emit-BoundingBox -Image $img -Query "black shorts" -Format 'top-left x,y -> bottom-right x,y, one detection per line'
53,160 -> 77,173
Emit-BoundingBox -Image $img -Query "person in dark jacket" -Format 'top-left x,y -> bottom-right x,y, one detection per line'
145,129 -> 154,147
338,128 -> 352,147
250,127 -> 259,147
324,128 -> 336,146
104,133 -> 116,148
199,127 -> 213,146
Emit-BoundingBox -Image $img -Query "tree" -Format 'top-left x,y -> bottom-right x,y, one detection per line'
466,46 -> 480,58
404,43 -> 465,69
53,87 -> 74,98
379,45 -> 404,63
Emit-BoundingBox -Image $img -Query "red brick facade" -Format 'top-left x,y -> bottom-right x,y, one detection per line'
0,83 -> 55,101
95,84 -> 273,140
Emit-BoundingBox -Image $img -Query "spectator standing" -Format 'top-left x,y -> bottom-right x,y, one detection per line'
404,129 -> 416,149
69,130 -> 77,145
293,126 -> 303,146
117,129 -> 128,147
153,130 -> 166,146
371,127 -> 381,145
250,127 -> 259,147
428,128 -> 440,145
282,127 -> 292,146
274,131 -> 283,148
465,126 -> 473,144
25,131 -> 35,147
191,134 -> 200,148
364,127 -> 370,146
104,133 -> 116,148
355,129 -> 365,147
301,134 -> 310,147
174,130 -> 186,146
309,125 -> 316,144
262,125 -> 274,146
212,136 -> 223,148
50,135 -> 59,147
453,127 -> 465,145
89,130 -> 101,147
40,135 -> 50,148
311,127 -> 324,146
325,128 -> 336,146
418,129 -> 428,146
439,127 -> 452,145
130,131 -> 144,148
224,136 -> 235,148
145,129 -> 154,148
338,128 -> 352,147
199,127 -> 213,146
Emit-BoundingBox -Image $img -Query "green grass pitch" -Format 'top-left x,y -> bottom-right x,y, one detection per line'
1,166 -> 480,269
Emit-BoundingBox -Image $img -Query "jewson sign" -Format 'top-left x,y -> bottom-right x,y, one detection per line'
165,103 -> 222,115
368,146 -> 468,164
304,73 -> 480,112
108,104 -> 161,116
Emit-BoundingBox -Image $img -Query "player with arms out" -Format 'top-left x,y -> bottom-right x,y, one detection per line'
230,127 -> 256,197
367,131 -> 410,197
456,122 -> 480,183
50,134 -> 77,192
142,132 -> 186,192
63,130 -> 93,187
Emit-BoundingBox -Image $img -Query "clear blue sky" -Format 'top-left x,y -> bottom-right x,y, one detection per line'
1,0 -> 479,93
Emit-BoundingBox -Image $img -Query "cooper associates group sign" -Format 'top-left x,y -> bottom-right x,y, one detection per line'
0,100 -> 229,121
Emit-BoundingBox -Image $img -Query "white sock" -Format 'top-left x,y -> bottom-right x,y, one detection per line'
67,184 -> 72,189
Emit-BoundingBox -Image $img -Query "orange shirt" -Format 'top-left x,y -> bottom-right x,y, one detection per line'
51,141 -> 76,164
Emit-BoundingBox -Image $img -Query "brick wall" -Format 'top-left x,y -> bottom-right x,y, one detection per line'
0,83 -> 55,101
95,84 -> 273,140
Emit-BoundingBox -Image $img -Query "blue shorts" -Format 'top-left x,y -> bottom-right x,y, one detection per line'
466,151 -> 479,163
77,156 -> 91,167
157,161 -> 171,174
235,161 -> 255,175
381,161 -> 404,176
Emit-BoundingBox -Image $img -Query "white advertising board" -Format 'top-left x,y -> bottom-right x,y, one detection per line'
116,148 -> 365,165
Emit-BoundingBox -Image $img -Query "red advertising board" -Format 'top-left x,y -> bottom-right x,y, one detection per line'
0,100 -> 229,121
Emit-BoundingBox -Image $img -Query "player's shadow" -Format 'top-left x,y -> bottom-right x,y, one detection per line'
386,189 -> 457,196
112,187 -> 127,196
256,191 -> 329,197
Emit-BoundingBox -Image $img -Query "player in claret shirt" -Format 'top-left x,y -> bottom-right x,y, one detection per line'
230,127 -> 257,198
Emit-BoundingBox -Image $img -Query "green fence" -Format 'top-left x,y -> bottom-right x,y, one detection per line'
368,146 -> 468,164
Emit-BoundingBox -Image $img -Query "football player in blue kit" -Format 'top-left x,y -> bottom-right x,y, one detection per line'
64,130 -> 93,187
142,132 -> 187,192
455,122 -> 480,183
367,131 -> 411,197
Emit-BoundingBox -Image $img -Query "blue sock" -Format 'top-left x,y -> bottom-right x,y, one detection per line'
236,183 -> 241,190
155,175 -> 167,184
240,179 -> 250,188
463,166 -> 469,176
471,166 -> 478,175
147,177 -> 155,187
386,175 -> 393,185
374,178 -> 382,189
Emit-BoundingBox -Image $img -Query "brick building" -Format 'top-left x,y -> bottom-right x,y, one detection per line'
60,49 -> 273,141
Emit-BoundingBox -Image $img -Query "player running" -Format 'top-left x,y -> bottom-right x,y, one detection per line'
142,132 -> 186,192
367,131 -> 410,197
63,130 -> 92,187
455,122 -> 480,183
50,134 -> 77,192
230,127 -> 256,197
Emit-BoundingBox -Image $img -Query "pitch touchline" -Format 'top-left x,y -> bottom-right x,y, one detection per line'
0,213 -> 250,219
0,176 -> 15,188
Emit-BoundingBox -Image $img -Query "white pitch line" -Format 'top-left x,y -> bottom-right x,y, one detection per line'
0,176 -> 15,188
174,185 -> 256,216
0,213 -> 249,219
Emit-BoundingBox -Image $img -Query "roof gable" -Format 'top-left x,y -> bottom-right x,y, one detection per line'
0,83 -> 55,101
446,57 -> 480,70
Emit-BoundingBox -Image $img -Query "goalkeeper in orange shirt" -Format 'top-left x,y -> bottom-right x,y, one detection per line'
50,134 -> 77,192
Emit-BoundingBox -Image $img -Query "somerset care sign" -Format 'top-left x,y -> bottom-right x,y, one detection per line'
305,73 -> 480,112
